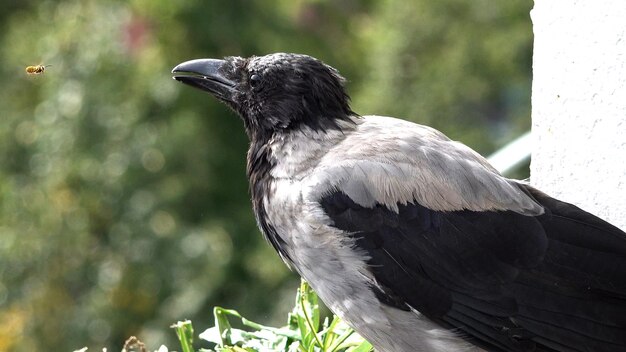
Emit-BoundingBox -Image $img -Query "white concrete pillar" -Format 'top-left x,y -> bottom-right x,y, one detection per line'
530,0 -> 626,230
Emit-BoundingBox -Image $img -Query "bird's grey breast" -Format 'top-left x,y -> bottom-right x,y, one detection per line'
260,129 -> 396,344
261,127 -> 350,261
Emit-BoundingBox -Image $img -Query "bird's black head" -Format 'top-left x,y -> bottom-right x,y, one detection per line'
172,53 -> 357,137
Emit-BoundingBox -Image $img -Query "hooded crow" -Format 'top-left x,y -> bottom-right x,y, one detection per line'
172,53 -> 626,352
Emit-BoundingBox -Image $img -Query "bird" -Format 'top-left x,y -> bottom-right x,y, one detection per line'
172,53 -> 626,352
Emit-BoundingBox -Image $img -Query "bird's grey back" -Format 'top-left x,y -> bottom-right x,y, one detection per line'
304,115 -> 542,215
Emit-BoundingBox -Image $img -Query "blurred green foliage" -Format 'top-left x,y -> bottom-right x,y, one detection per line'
0,0 -> 532,351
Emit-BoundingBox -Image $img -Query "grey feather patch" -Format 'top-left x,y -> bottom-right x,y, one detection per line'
305,116 -> 543,215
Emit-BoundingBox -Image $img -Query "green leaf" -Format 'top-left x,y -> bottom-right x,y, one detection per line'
293,280 -> 323,350
321,316 -> 341,350
171,320 -> 194,352
347,340 -> 373,352
199,327 -> 223,345
327,328 -> 354,351
240,317 -> 301,340
192,280 -> 373,352
298,281 -> 320,330
213,307 -> 234,346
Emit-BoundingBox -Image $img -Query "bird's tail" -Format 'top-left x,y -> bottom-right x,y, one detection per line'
515,186 -> 626,351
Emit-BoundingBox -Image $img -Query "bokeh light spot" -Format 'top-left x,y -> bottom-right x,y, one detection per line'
103,152 -> 129,178
14,121 -> 40,145
149,210 -> 176,237
141,148 -> 165,173
57,80 -> 84,119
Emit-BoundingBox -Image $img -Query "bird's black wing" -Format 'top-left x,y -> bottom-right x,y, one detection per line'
319,186 -> 626,352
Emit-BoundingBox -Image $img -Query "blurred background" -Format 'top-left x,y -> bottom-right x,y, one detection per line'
0,0 -> 533,351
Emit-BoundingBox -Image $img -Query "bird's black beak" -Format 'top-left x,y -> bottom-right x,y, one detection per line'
172,59 -> 237,102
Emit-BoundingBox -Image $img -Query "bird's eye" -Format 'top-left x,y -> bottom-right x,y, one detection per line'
249,74 -> 262,88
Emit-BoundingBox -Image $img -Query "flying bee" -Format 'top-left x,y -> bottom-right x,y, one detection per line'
25,64 -> 51,75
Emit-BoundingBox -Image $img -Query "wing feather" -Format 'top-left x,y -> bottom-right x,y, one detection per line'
319,187 -> 626,351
